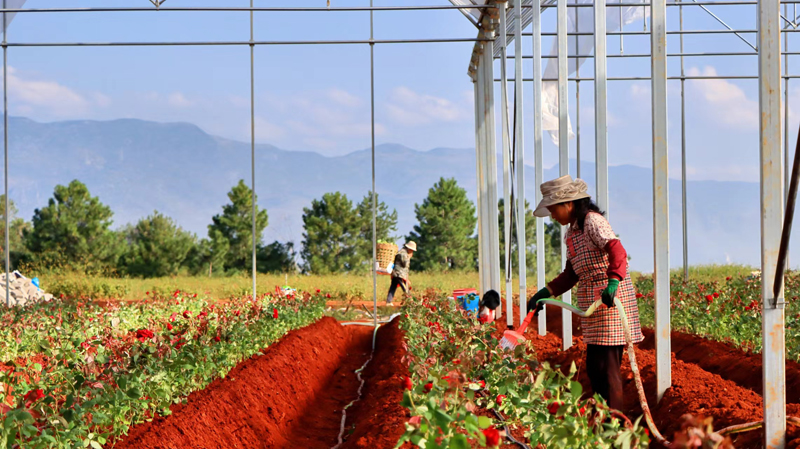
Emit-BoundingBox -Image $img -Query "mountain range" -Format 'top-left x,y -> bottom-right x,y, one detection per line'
3,116 -> 776,272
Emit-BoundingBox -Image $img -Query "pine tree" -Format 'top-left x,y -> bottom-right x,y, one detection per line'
0,195 -> 31,269
301,192 -> 362,274
208,180 -> 269,273
355,192 -> 398,261
498,198 -> 562,277
26,180 -> 123,272
408,178 -> 477,271
122,211 -> 196,278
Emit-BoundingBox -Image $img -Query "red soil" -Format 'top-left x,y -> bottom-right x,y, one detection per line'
111,316 -> 408,449
495,298 -> 800,448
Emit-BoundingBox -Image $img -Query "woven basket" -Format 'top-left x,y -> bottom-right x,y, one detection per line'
376,242 -> 398,269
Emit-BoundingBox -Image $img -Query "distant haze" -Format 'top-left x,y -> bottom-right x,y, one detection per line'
3,116 -> 775,272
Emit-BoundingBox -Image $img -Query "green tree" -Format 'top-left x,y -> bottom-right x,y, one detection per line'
208,180 -> 269,273
0,195 -> 31,269
121,211 -> 195,278
25,180 -> 123,272
257,241 -> 297,273
301,192 -> 362,274
355,192 -> 398,261
408,178 -> 477,271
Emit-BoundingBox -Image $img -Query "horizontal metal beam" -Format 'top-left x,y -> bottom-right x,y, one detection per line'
502,50 -> 800,59
3,38 -> 492,47
496,75 -> 800,80
1,5 -> 497,13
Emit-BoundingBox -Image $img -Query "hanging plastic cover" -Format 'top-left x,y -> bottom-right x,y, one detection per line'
1,0 -> 26,33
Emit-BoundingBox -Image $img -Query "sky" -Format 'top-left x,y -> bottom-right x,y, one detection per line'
3,1 -> 798,180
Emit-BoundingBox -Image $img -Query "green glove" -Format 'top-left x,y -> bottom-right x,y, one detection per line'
601,279 -> 620,308
527,287 -> 551,317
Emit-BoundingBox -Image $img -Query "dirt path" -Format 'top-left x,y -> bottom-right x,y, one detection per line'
494,301 -> 800,448
110,317 -> 409,449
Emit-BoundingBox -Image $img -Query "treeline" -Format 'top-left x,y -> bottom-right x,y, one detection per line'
0,177 -> 562,278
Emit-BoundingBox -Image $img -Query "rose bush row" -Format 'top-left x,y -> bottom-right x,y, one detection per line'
396,291 -> 649,448
0,289 -> 326,449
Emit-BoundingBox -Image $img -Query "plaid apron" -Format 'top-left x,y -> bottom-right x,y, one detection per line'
567,226 -> 644,346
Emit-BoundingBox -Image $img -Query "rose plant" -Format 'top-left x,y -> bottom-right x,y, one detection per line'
0,289 -> 326,448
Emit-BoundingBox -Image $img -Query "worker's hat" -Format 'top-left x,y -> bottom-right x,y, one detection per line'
404,241 -> 417,252
534,175 -> 591,218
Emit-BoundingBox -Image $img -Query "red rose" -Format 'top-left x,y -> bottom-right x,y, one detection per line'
146,291 -> 150,295
424,382 -> 433,393
496,394 -> 506,406
705,295 -> 713,303
478,380 -> 486,389
402,376 -> 413,390
234,310 -> 241,316
548,401 -> 564,415
273,308 -> 279,319
453,359 -> 461,365
713,292 -> 720,298
214,335 -> 221,342
183,311 -> 192,319
635,292 -> 644,299
726,276 -> 731,281
326,293 -> 331,299
579,406 -> 587,416
482,427 -> 501,447
24,389 -> 45,403
167,323 -> 173,330
316,289 -> 321,294
136,329 -> 154,341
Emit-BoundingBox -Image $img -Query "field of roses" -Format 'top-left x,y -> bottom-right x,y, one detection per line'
397,291 -> 649,448
634,271 -> 800,360
0,288 -> 325,449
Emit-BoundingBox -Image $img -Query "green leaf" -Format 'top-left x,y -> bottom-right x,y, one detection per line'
117,377 -> 127,391
90,441 -> 103,449
570,381 -> 583,397
126,388 -> 141,399
478,416 -> 492,429
449,434 -> 469,449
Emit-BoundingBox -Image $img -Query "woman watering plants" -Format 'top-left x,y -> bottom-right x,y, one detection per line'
386,241 -> 416,306
526,175 -> 643,410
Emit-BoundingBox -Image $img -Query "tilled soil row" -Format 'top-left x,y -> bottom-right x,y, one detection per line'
498,302 -> 800,448
111,317 -> 409,449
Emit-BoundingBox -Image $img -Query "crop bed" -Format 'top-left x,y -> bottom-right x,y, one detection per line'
520,301 -> 800,448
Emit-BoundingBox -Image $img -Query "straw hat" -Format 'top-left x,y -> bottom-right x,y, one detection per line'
404,241 -> 417,252
533,175 -> 591,218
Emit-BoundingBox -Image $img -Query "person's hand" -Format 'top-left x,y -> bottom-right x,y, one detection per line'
601,279 -> 620,308
527,287 -> 551,317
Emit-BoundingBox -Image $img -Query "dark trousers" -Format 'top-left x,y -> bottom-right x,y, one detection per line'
386,277 -> 407,303
586,344 -> 624,410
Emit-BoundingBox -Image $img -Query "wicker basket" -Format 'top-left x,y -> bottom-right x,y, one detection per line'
376,242 -> 398,270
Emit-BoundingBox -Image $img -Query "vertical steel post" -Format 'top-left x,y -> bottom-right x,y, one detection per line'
575,1 -> 581,179
499,0 -> 513,326
485,24 -> 502,297
759,0 -> 787,444
3,0 -> 9,308
515,0 -> 527,325
680,0 -> 689,282
532,0 -> 547,335
595,0 -> 609,217
478,44 -> 493,299
651,0 -> 671,402
370,0 -> 378,332
785,3 -> 790,208
473,64 -> 485,294
558,0 -> 572,350
250,0 -> 257,300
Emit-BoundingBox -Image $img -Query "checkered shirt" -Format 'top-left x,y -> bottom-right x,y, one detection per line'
567,214 -> 644,346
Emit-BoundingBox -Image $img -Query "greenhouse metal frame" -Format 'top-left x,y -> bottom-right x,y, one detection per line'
0,1 -> 793,447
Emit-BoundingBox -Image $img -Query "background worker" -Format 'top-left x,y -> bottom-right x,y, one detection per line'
526,175 -> 644,410
386,241 -> 416,306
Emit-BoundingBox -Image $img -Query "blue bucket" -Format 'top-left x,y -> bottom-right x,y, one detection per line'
458,293 -> 480,316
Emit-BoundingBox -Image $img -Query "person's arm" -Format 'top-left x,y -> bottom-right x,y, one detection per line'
547,260 -> 579,297
605,239 -> 628,281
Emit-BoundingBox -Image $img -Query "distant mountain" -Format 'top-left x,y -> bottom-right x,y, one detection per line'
2,116 -> 775,272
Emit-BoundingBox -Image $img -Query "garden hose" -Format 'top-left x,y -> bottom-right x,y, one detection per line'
535,298 -> 797,445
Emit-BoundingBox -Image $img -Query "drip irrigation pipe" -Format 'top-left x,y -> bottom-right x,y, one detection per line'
331,325 -> 378,449
476,389 -> 530,448
535,298 -> 779,445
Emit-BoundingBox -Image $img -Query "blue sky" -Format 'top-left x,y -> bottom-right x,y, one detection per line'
4,0 -> 797,183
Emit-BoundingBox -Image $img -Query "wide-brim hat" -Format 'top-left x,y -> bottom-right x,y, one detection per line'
404,241 -> 417,252
533,175 -> 591,218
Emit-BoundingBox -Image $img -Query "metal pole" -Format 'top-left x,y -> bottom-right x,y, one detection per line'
576,0 -> 581,179
370,0 -> 378,332
558,0 -> 573,350
759,0 -> 787,443
479,44 -> 493,300
3,0 -> 8,308
681,0 -> 689,281
499,0 -> 514,327
651,0 -> 671,403
250,0 -> 257,300
533,0 -> 547,335
485,21 -> 502,297
515,0 -> 528,326
596,0 -> 609,217
473,65 -> 485,294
